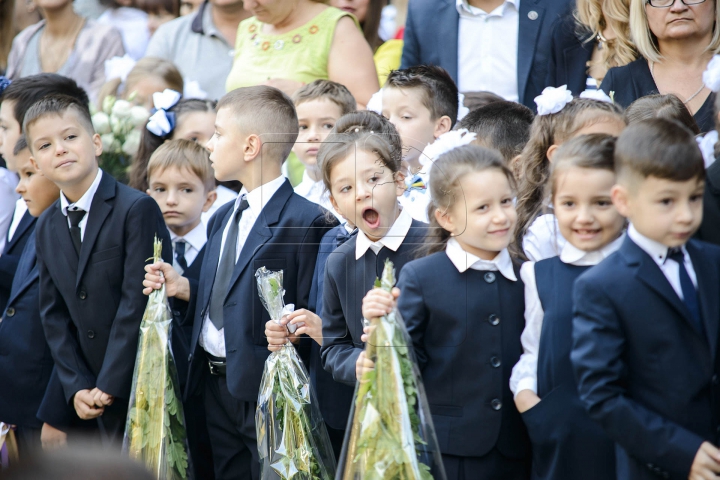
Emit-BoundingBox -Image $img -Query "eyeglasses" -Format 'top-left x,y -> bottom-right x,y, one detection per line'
646,0 -> 706,8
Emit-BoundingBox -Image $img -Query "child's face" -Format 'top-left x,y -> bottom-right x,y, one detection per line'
28,110 -> 102,191
437,169 -> 516,260
553,166 -> 624,252
173,111 -> 216,147
206,106 -> 245,182
147,166 -> 215,236
293,98 -> 343,168
329,148 -> 405,242
612,175 -> 704,247
15,150 -> 61,217
125,76 -> 173,111
0,100 -> 21,171
382,86 -> 445,167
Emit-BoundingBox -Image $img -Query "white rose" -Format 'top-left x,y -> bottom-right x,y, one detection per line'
111,99 -> 132,119
100,133 -> 116,153
534,85 -> 573,116
129,106 -> 150,128
703,55 -> 720,93
111,116 -> 127,136
92,112 -> 111,134
122,129 -> 142,157
102,95 -> 115,115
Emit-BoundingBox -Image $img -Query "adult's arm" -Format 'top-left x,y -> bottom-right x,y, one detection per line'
327,16 -> 379,109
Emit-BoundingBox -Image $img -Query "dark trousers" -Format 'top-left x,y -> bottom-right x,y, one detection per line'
15,426 -> 42,457
443,449 -> 530,480
185,392 -> 215,479
204,368 -> 259,480
326,423 -> 345,461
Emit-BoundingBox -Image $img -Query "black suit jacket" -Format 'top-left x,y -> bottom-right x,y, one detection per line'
696,157 -> 720,246
0,210 -> 36,314
572,237 -> 720,480
36,172 -> 171,404
184,179 -> 337,402
400,0 -> 572,109
546,14 -> 594,96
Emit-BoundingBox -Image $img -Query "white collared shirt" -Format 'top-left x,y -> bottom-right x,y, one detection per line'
60,169 -> 103,240
445,237 -> 517,280
627,224 -> 698,297
294,171 -> 342,220
523,213 -> 568,262
510,234 -> 625,397
0,168 -> 19,252
7,198 -> 28,242
355,208 -> 413,260
456,0 -> 520,101
200,175 -> 286,358
170,222 -> 207,271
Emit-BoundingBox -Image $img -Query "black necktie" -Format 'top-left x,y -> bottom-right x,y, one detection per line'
336,227 -> 358,248
174,240 -> 188,273
67,209 -> 86,255
208,198 -> 249,330
667,248 -> 704,337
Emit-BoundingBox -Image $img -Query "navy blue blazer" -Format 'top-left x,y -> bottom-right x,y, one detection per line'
36,172 -> 172,404
546,14 -> 594,96
401,0 -> 572,109
0,210 -> 36,314
572,236 -> 720,480
601,58 -> 715,133
696,157 -> 720,246
184,179 -> 337,402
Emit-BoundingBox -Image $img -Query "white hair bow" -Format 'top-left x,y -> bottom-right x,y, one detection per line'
697,130 -> 718,169
104,55 -> 136,83
534,85 -> 573,116
579,89 -> 613,103
419,128 -> 477,170
146,89 -> 182,137
703,55 -> 720,93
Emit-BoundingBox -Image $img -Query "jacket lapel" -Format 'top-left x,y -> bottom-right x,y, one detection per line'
564,39 -> 594,95
5,211 -> 35,251
199,207 -> 233,313
76,174 -> 116,286
7,234 -> 39,305
438,0 -> 459,82
687,241 -> 720,358
517,0 -> 544,104
52,202 -> 79,270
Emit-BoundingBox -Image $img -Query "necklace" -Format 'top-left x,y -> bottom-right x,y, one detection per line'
650,61 -> 706,105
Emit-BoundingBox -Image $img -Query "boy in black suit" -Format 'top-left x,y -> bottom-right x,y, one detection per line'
143,85 -> 336,480
572,118 -> 720,480
25,95 -> 171,444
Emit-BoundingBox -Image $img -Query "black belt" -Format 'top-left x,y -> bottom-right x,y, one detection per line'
206,353 -> 226,376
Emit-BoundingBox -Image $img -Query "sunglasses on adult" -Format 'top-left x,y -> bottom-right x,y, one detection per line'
646,0 -> 706,7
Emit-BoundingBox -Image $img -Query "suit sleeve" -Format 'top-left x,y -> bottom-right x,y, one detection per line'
545,18 -> 561,90
36,367 -> 79,430
95,196 -> 171,398
37,227 -> 96,403
396,263 -> 430,370
399,0 -> 420,70
571,275 -> 704,478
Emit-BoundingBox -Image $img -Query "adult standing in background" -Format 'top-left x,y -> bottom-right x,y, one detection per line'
546,0 -> 635,95
600,0 -> 718,132
400,0 -> 571,110
145,0 -> 250,101
226,0 -> 378,108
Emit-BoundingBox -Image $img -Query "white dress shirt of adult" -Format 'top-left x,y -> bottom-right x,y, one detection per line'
199,175 -> 285,358
456,0 -> 520,101
509,233 -> 624,397
59,169 -> 103,240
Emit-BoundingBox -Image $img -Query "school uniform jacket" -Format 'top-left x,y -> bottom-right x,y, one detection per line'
0,210 -> 35,314
35,173 -> 171,404
397,250 -> 530,459
184,179 -> 337,402
572,236 -> 720,480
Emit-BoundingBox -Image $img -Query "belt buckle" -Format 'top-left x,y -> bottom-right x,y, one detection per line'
208,360 -> 221,375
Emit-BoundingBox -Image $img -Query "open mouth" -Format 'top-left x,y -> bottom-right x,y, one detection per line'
362,207 -> 380,229
574,228 -> 600,239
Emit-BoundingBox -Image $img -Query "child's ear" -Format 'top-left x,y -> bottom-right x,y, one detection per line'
92,133 -> 103,156
611,184 -> 630,218
146,188 -> 152,196
243,134 -> 262,162
434,207 -> 455,234
202,189 -> 217,212
434,115 -> 453,138
394,170 -> 407,197
546,144 -> 560,162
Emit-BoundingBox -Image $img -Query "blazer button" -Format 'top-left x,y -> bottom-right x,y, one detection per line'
490,356 -> 501,368
488,314 -> 500,326
491,399 -> 502,410
713,374 -> 719,385
188,354 -> 193,363
87,330 -> 95,339
5,307 -> 15,317
484,272 -> 496,284
79,290 -> 87,300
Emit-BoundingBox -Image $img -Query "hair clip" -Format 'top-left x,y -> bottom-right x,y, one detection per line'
579,89 -> 613,103
146,89 -> 182,137
703,55 -> 720,92
534,85 -> 573,116
0,76 -> 11,96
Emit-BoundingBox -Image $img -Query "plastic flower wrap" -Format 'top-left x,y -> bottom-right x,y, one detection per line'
92,94 -> 149,183
123,237 -> 192,480
255,267 -> 336,480
340,259 -> 446,480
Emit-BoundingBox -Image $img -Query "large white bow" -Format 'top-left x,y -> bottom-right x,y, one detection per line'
146,89 -> 182,137
419,128 -> 477,170
152,89 -> 182,111
703,55 -> 720,93
579,89 -> 613,103
104,55 -> 136,83
534,85 -> 573,116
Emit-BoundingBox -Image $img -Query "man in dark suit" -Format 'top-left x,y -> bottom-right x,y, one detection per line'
26,95 -> 171,444
401,0 -> 571,110
572,119 -> 720,480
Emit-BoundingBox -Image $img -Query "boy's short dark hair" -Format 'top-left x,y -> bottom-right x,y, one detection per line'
385,65 -> 459,128
292,80 -> 357,116
147,138 -> 215,191
0,73 -> 90,127
13,136 -> 28,157
218,86 -> 299,161
23,94 -> 95,141
459,101 -> 534,163
615,118 -> 705,184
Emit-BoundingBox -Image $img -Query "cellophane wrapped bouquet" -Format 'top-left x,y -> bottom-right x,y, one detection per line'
123,237 -> 192,479
255,267 -> 336,480
340,259 -> 446,480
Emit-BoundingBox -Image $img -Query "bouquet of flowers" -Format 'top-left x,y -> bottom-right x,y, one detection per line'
91,95 -> 149,183
123,237 -> 192,480
255,267 -> 336,480
340,259 -> 446,480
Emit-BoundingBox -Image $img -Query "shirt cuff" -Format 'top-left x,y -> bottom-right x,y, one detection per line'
513,377 -> 538,399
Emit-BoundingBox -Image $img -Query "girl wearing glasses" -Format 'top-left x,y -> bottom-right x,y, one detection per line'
600,0 -> 718,132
